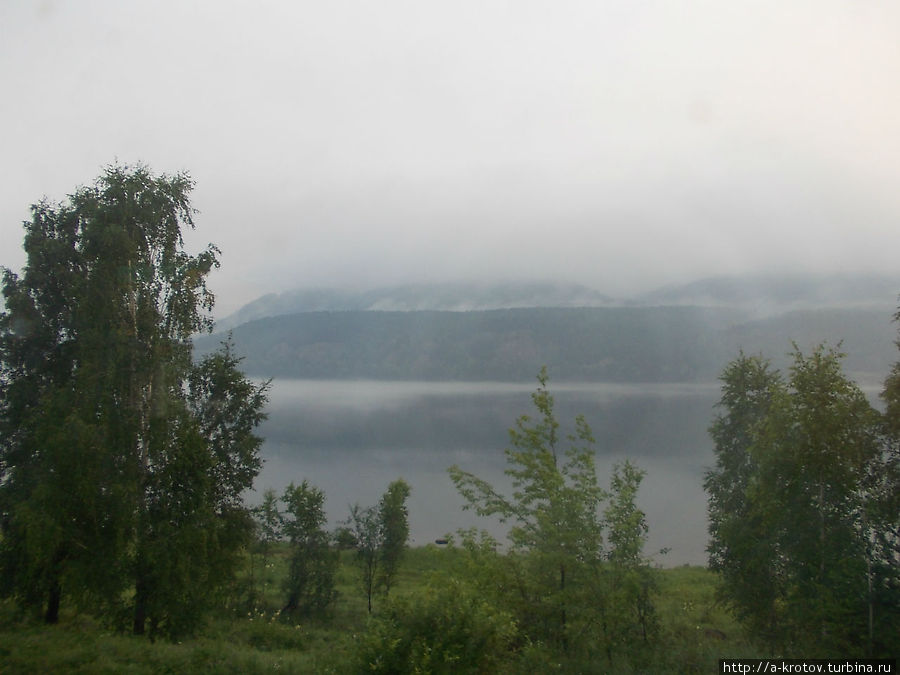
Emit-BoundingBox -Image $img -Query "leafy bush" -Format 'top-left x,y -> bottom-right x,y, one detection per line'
356,578 -> 518,674
281,481 -> 339,618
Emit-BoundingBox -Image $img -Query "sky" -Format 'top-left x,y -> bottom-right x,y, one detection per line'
2,1 -> 899,317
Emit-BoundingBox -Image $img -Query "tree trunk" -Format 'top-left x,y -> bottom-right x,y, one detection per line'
44,547 -> 66,624
282,594 -> 298,614
44,577 -> 61,624
819,481 -> 826,640
133,576 -> 147,635
864,506 -> 873,658
559,562 -> 568,651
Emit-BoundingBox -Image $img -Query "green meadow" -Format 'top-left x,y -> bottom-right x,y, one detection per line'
0,545 -> 754,674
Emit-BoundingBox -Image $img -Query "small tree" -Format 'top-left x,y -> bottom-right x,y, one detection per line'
449,367 -> 656,657
348,502 -> 382,614
254,488 -> 283,564
378,479 -> 411,595
246,488 -> 282,609
280,481 -> 338,618
600,461 -> 658,657
347,478 -> 412,613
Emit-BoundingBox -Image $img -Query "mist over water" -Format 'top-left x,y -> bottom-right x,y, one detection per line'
253,378 -> 721,566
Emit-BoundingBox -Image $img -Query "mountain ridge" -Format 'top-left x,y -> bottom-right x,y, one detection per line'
214,281 -> 617,332
214,273 -> 900,332
197,305 -> 897,384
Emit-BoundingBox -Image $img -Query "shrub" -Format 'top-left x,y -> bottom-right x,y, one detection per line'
356,578 -> 518,674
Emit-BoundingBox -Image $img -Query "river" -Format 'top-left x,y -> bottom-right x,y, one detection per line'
253,379 -> 723,566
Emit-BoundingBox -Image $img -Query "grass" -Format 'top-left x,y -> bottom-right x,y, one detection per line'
0,546 -> 757,674
653,565 -> 758,672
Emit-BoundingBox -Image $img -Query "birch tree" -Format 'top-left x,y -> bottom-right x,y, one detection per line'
0,165 -> 267,636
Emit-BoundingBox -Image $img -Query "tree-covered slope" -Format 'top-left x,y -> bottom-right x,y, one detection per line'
197,305 -> 896,382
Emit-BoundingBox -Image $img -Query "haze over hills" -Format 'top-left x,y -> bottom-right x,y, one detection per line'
213,281 -> 616,332
215,273 -> 900,331
198,273 -> 900,384
635,273 -> 900,314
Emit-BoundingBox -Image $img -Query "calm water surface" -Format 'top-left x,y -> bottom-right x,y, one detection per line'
253,379 -> 722,566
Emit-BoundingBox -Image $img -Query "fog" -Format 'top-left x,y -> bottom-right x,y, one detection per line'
3,2 -> 900,316
254,378 -> 721,566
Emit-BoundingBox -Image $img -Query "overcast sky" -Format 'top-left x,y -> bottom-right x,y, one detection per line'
2,1 -> 899,316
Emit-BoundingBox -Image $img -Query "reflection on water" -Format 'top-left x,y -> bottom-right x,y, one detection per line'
253,379 -> 721,566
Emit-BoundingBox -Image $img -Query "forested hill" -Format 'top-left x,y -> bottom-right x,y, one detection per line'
195,305 -> 897,382
213,281 -> 615,332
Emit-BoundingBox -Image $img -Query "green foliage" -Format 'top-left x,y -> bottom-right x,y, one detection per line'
0,555 -> 764,674
347,479 -> 412,613
0,165 -> 268,638
332,525 -> 357,550
878,308 -> 900,589
347,503 -> 381,614
254,489 -> 283,556
606,461 -> 648,566
704,352 -> 784,649
356,578 -> 518,674
449,368 -> 658,662
219,610 -> 307,652
377,478 -> 411,595
0,615 -> 318,674
601,461 -> 660,650
242,488 -> 283,611
188,341 -> 269,512
706,344 -> 899,656
883,311 -> 900,435
280,481 -> 338,618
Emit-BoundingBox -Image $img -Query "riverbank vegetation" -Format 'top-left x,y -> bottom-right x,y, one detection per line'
0,547 -> 752,674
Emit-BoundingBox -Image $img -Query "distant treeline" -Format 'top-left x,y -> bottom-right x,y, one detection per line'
198,306 -> 896,381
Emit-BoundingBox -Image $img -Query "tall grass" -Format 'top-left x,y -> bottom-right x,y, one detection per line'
0,546 -> 757,673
